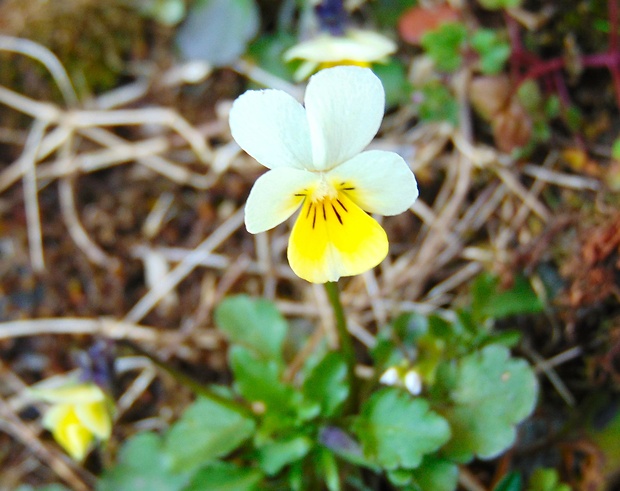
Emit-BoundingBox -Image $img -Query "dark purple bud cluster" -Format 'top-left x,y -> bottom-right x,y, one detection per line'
315,0 -> 348,36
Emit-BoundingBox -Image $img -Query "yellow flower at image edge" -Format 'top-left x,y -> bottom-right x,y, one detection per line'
230,66 -> 418,283
36,383 -> 113,461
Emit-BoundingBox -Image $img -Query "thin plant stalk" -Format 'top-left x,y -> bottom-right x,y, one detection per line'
324,281 -> 358,412
120,340 -> 254,419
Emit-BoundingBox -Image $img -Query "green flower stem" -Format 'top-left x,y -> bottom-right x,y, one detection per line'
324,281 -> 358,411
120,340 -> 254,419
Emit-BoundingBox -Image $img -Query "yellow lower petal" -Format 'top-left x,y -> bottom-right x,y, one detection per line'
76,400 -> 112,440
287,192 -> 388,283
319,60 -> 372,69
45,404 -> 94,461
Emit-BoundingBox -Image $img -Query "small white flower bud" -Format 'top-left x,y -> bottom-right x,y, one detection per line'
404,369 -> 422,395
379,367 -> 400,386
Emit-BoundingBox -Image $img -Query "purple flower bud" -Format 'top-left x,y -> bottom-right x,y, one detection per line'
76,340 -> 116,394
315,0 -> 348,36
319,426 -> 361,455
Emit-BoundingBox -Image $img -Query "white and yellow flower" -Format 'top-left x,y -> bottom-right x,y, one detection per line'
230,66 -> 418,283
34,382 -> 113,461
284,28 -> 397,81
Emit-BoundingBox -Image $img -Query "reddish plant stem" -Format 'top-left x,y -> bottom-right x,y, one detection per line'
607,0 -> 620,107
609,0 -> 618,54
506,0 -> 620,109
505,10 -> 523,82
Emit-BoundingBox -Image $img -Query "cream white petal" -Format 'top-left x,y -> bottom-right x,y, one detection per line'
245,167 -> 317,234
328,150 -> 418,215
292,60 -> 320,83
229,89 -> 313,170
304,66 -> 385,171
284,29 -> 396,64
32,384 -> 106,404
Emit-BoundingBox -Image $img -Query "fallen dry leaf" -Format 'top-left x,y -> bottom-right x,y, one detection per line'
398,3 -> 460,45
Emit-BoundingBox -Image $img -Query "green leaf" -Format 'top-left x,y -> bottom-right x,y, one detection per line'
16,486 -> 71,491
478,0 -> 523,10
421,23 -> 467,72
416,82 -> 459,125
392,311 -> 430,345
372,59 -> 412,108
544,95 -> 561,118
588,401 -> 620,474
517,79 -> 544,113
230,345 -> 295,412
215,295 -> 288,361
527,468 -> 571,491
613,138 -> 620,160
471,29 -> 511,75
471,272 -> 544,322
563,105 -> 583,132
352,388 -> 451,470
176,0 -> 259,66
287,460 -> 305,491
406,456 -> 459,491
388,468 -> 414,486
139,0 -> 186,25
247,32 -> 297,81
438,345 -> 538,462
303,351 -> 349,417
257,436 -> 313,475
164,396 -> 255,473
316,446 -> 341,491
97,433 -> 187,491
384,456 -> 458,491
185,462 -> 263,491
494,471 -> 522,491
371,0 -> 417,28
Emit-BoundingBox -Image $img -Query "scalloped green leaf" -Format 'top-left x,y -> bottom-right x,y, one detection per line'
16,486 -> 71,491
494,472 -> 522,491
420,23 -> 467,72
257,436 -> 313,476
229,345 -> 295,411
97,433 -> 187,491
471,29 -> 511,75
471,273 -> 543,323
316,446 -> 340,491
302,351 -> 349,418
386,456 -> 458,491
247,32 -> 297,81
215,295 -> 288,361
164,396 -> 255,473
527,468 -> 571,491
407,456 -> 459,491
438,345 -> 538,462
352,388 -> 451,470
185,462 -> 263,491
478,0 -> 522,10
373,59 -> 412,108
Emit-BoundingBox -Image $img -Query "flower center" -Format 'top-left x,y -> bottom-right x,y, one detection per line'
293,177 -> 358,232
310,173 -> 338,203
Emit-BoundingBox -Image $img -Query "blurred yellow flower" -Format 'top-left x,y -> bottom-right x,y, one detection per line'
34,382 -> 113,461
284,29 -> 397,81
230,66 -> 418,283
